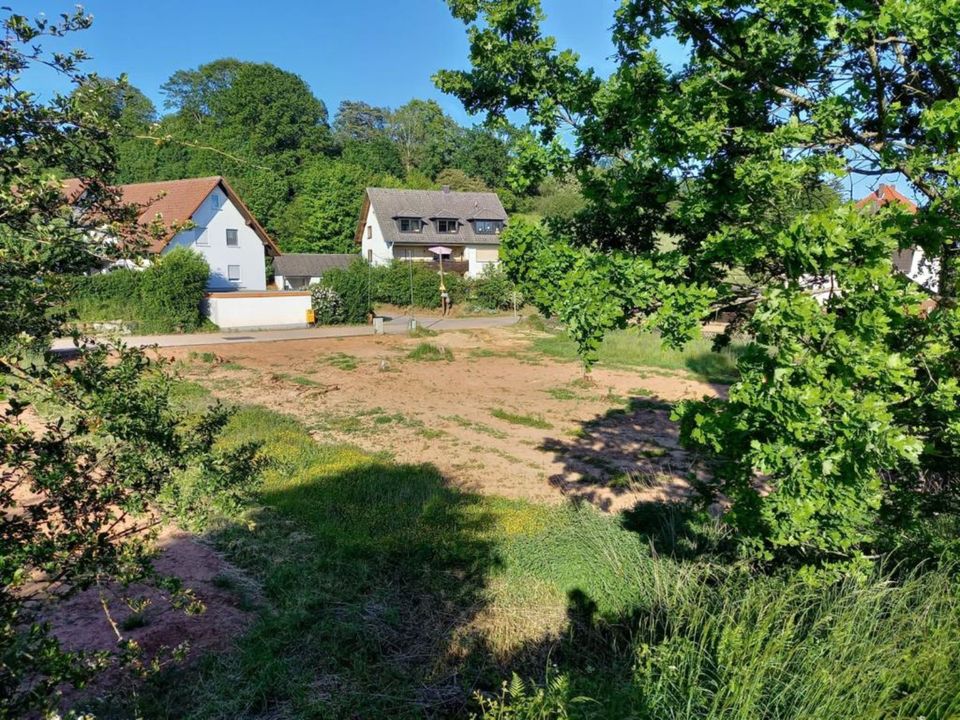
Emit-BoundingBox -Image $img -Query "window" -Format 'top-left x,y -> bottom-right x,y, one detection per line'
474,220 -> 502,235
366,225 -> 373,239
436,218 -> 459,234
195,226 -> 208,246
399,217 -> 421,233
226,229 -> 239,247
211,193 -> 221,209
367,249 -> 373,262
227,265 -> 241,282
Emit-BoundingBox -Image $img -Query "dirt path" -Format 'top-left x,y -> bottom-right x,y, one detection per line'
172,326 -> 723,512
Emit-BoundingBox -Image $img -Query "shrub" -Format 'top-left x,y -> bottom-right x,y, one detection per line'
374,260 -> 467,308
67,269 -> 144,323
472,263 -> 523,310
138,248 -> 209,332
309,285 -> 345,325
319,259 -> 373,324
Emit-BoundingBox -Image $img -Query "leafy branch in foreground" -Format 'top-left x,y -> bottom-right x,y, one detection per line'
439,0 -> 960,574
0,8 -> 260,716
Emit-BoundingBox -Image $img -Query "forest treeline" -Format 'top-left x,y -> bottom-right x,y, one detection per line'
75,59 -> 584,253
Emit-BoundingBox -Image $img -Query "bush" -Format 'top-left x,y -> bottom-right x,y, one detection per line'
67,269 -> 144,323
472,263 -> 523,311
309,285 -> 345,325
138,248 -> 210,332
318,259 -> 373,324
67,249 -> 209,333
374,260 -> 467,308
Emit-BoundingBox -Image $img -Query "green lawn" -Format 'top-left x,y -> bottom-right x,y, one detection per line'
532,328 -> 746,384
103,386 -> 960,719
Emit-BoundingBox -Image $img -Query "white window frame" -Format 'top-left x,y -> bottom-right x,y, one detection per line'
226,228 -> 239,247
227,264 -> 241,283
195,226 -> 208,246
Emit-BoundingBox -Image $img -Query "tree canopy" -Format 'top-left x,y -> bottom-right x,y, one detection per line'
438,0 -> 960,574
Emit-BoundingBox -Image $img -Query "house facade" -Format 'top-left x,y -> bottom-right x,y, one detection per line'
63,176 -> 279,291
857,184 -> 939,292
356,187 -> 507,278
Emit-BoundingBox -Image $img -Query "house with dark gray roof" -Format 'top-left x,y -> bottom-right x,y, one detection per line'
355,186 -> 507,277
273,253 -> 356,290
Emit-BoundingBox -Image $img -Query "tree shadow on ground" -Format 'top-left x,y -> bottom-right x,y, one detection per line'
539,394 -> 706,511
91,459 -> 505,719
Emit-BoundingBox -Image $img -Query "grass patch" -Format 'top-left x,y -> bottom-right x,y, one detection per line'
407,342 -> 454,362
317,352 -> 359,371
533,329 -> 746,383
546,386 -> 579,401
408,325 -> 438,338
271,372 -> 322,387
95,387 -> 960,720
491,408 -> 554,430
442,414 -> 508,440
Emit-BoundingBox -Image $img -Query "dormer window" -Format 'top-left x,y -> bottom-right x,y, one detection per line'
436,218 -> 459,234
474,220 -> 503,235
398,217 -> 422,233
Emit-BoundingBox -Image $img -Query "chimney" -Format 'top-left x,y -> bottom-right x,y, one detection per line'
441,185 -> 451,194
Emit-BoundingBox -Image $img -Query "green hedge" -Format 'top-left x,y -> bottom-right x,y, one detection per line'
313,259 -> 521,325
68,249 -> 210,333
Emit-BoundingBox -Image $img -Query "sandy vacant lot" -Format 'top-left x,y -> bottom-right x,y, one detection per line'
172,324 -> 723,512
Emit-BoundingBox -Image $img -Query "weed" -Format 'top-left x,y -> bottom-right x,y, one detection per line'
546,387 -> 578,401
443,414 -> 508,439
491,408 -> 554,430
407,343 -> 454,362
317,352 -> 359,371
408,325 -> 438,338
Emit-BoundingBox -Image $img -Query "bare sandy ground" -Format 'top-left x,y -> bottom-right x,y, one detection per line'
171,325 -> 724,512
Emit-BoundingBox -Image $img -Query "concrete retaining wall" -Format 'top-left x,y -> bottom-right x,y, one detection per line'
205,291 -> 312,330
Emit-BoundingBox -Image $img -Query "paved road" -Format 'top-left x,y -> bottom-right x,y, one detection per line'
52,314 -> 521,351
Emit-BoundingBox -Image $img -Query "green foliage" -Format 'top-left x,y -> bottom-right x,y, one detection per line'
317,259 -> 373,324
282,159 -> 384,253
472,262 -> 522,310
309,284 -> 345,325
70,250 -> 210,333
138,248 -> 210,332
0,15 -> 261,716
440,0 -> 960,570
374,260 -> 468,308
100,402 -> 960,719
475,674 -> 573,720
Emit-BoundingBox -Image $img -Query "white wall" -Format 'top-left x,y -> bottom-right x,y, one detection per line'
909,249 -> 940,293
360,205 -> 392,266
465,245 -> 501,278
205,292 -> 311,330
164,188 -> 267,291
275,274 -> 321,290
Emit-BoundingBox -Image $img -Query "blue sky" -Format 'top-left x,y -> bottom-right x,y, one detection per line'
16,0 -> 629,124
15,0 -> 899,200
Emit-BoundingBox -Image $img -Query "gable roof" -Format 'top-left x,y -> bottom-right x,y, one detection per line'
273,253 -> 355,278
856,184 -> 918,214
356,187 -> 508,246
62,176 -> 280,255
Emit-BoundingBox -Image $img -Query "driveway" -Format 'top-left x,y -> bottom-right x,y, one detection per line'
52,314 -> 521,351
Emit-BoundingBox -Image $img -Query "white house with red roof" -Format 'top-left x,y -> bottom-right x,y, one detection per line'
63,176 -> 279,291
857,184 -> 939,293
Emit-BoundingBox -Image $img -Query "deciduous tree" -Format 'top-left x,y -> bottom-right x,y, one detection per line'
438,0 -> 960,572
